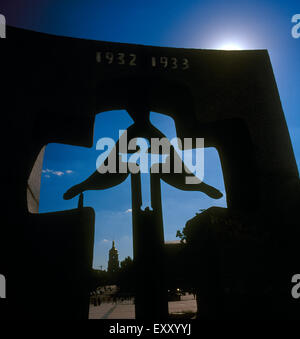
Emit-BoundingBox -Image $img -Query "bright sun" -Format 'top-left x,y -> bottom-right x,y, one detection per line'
218,43 -> 243,50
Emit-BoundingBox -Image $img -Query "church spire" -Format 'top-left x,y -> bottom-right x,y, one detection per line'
108,240 -> 119,275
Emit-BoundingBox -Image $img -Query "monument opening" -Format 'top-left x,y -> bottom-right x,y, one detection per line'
32,107 -> 226,319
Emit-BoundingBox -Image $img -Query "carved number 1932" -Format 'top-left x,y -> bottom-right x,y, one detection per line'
96,51 -> 137,66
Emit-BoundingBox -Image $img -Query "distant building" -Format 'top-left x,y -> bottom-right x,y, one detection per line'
107,241 -> 119,274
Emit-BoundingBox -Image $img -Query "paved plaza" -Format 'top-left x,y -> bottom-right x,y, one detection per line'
89,294 -> 197,319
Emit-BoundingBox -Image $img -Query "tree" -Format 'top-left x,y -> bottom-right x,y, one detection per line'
176,209 -> 207,243
117,256 -> 135,293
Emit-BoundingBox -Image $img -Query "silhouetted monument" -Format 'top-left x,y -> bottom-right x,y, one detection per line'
1,26 -> 299,319
78,192 -> 84,209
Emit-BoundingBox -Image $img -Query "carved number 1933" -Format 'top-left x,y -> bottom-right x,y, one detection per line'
151,56 -> 189,70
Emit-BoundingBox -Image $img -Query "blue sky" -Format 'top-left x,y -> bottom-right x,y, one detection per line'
2,0 -> 299,269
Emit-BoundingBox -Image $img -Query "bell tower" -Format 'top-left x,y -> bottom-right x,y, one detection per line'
107,241 -> 119,274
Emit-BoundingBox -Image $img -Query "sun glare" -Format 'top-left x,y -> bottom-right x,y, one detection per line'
218,42 -> 244,50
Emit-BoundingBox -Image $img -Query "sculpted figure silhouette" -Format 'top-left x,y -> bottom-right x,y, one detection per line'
63,109 -> 223,200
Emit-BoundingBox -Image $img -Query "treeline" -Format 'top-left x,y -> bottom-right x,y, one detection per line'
90,256 -> 135,293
